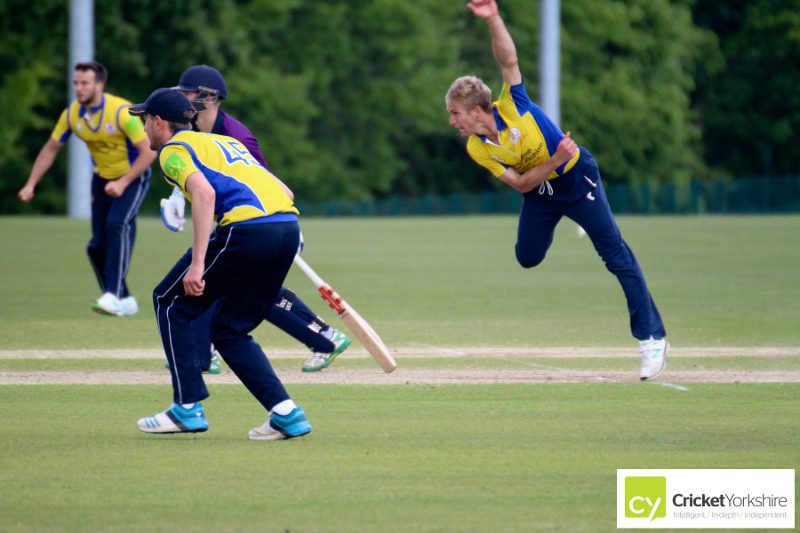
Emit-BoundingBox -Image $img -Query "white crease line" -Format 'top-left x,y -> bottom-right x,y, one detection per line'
647,381 -> 690,391
513,360 -> 574,372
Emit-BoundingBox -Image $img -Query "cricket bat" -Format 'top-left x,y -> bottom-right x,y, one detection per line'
293,255 -> 397,373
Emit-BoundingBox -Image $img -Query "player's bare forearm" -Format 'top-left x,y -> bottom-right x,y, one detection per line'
190,195 -> 213,266
185,173 -> 215,296
470,0 -> 522,84
501,132 -> 578,193
19,140 -> 62,201
499,164 -> 555,194
191,202 -> 214,266
487,16 -> 520,81
126,143 -> 157,185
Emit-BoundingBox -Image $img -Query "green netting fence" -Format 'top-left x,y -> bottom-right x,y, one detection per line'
295,175 -> 800,217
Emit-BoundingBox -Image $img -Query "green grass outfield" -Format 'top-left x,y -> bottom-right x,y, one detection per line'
1,214 -> 798,348
1,383 -> 797,532
0,215 -> 798,531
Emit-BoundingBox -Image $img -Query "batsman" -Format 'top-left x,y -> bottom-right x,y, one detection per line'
446,0 -> 668,379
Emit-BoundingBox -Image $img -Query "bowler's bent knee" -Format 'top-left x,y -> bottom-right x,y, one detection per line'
515,244 -> 546,268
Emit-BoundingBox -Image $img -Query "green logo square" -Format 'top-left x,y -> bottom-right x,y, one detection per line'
625,476 -> 666,520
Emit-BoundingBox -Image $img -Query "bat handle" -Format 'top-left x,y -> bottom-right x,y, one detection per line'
293,255 -> 325,288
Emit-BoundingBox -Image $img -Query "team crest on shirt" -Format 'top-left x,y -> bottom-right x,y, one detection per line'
105,123 -> 117,134
509,127 -> 521,144
163,153 -> 187,181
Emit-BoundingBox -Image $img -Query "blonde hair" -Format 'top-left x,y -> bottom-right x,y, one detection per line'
445,76 -> 493,112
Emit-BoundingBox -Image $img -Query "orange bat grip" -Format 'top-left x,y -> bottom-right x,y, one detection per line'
318,285 -> 346,315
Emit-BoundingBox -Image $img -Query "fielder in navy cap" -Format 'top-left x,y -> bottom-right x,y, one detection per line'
134,72 -> 310,441
165,64 -> 352,375
129,87 -> 196,125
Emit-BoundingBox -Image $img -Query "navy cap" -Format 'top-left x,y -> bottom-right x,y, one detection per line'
129,88 -> 195,123
175,65 -> 227,99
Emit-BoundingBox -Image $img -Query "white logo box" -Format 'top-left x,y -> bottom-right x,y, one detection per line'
617,469 -> 795,529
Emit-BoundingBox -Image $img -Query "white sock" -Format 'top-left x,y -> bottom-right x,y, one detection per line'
271,399 -> 297,416
322,327 -> 334,340
180,403 -> 195,409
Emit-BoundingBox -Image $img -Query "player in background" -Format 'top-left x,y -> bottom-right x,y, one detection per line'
18,62 -> 156,316
133,87 -> 311,440
159,65 -> 350,374
446,0 -> 668,380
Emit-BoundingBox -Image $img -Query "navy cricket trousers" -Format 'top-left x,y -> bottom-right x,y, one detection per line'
153,220 -> 300,407
87,170 -> 151,297
190,287 -> 336,369
515,149 -> 666,341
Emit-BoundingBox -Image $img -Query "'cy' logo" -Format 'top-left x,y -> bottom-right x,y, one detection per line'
625,477 -> 666,521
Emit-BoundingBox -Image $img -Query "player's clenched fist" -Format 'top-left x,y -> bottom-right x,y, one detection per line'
104,179 -> 127,198
183,264 -> 206,296
556,132 -> 578,164
467,0 -> 498,19
18,184 -> 35,202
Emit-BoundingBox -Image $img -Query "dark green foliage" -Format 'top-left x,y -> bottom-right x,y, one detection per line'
0,0 -> 794,214
0,0 -> 68,213
560,0 -> 714,184
692,0 -> 800,176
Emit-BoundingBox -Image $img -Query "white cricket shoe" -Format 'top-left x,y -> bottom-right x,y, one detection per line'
137,403 -> 208,434
119,296 -> 138,317
92,292 -> 124,316
639,338 -> 669,381
301,329 -> 351,372
248,407 -> 311,441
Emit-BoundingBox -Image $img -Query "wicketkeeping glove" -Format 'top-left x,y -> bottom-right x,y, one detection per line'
160,186 -> 186,232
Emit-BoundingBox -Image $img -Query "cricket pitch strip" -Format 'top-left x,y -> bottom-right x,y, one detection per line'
1,347 -> 798,385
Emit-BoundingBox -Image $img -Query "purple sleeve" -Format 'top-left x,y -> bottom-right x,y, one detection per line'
219,114 -> 271,171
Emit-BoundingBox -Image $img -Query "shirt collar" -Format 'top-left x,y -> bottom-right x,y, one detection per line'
493,107 -> 508,132
479,107 -> 507,144
78,95 -> 105,117
211,108 -> 225,134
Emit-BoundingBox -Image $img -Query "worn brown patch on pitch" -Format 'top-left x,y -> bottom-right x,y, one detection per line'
1,347 -> 798,385
1,368 -> 799,385
1,346 -> 798,359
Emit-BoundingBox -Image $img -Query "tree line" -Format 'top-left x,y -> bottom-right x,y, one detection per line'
1,0 -> 797,214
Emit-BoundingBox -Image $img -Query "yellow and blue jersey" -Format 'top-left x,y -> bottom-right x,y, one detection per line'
159,130 -> 298,226
467,81 -> 580,180
50,93 -> 147,180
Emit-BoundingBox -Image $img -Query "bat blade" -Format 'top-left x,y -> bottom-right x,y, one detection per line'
339,301 -> 397,373
294,255 -> 396,373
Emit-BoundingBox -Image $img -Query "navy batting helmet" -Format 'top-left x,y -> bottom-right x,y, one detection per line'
175,65 -> 227,99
